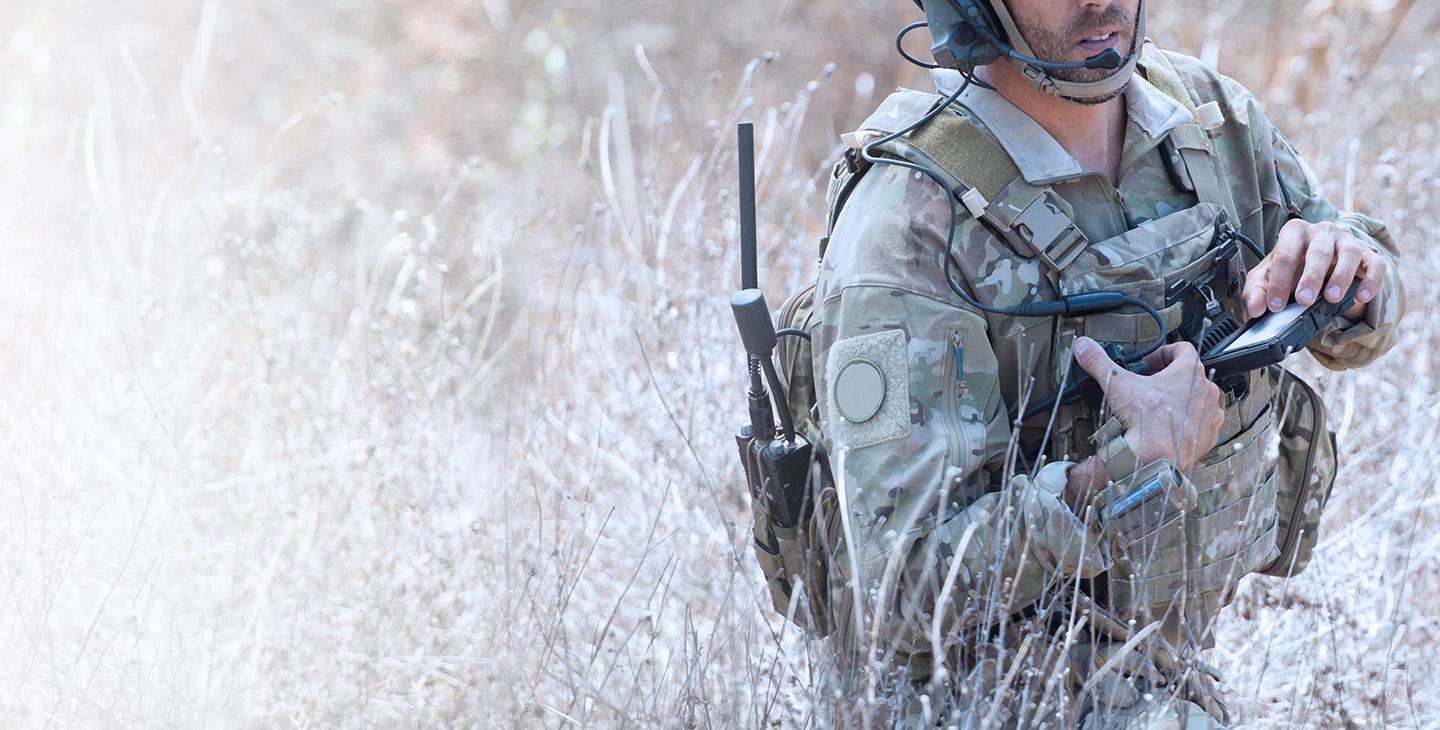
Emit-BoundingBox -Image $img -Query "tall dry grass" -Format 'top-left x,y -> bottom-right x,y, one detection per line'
0,0 -> 1435,726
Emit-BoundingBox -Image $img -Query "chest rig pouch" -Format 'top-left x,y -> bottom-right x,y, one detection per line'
1053,202 -> 1281,623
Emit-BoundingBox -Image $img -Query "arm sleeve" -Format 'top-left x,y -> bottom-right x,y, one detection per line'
812,169 -> 1110,657
1261,107 -> 1406,369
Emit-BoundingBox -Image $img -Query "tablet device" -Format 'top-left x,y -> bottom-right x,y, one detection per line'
1201,282 -> 1360,378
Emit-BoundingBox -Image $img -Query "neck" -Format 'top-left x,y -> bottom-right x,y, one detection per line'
977,61 -> 1128,184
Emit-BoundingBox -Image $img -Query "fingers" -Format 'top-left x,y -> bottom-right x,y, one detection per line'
1179,373 -> 1225,470
1164,343 -> 1209,414
1263,220 -> 1311,312
1140,341 -> 1198,373
1294,225 -> 1338,306
1355,249 -> 1387,305
1243,259 -> 1270,318
1193,382 -> 1226,459
1325,241 -> 1364,303
1072,336 -> 1125,390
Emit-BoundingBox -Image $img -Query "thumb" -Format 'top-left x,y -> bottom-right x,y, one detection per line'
1072,336 -> 1124,390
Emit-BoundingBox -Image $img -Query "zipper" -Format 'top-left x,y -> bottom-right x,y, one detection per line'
951,330 -> 966,398
1072,172 -> 1130,235
1112,132 -> 1180,226
1263,375 -> 1327,573
941,329 -> 967,467
1113,186 -> 1135,227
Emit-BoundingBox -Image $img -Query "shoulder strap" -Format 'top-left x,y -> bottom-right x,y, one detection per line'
819,151 -> 867,261
819,89 -> 943,261
831,88 -> 1088,276
1139,43 -> 1241,223
901,109 -> 1088,274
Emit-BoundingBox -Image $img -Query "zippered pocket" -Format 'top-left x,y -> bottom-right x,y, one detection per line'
941,328 -> 968,470
949,329 -> 967,399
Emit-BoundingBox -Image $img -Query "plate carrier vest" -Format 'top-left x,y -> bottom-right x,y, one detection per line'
750,44 -> 1339,640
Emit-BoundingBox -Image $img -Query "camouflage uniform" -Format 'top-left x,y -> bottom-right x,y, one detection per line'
809,46 -> 1404,728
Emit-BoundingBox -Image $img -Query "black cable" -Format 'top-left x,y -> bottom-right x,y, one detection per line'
1232,227 -> 1265,262
896,22 -> 945,69
759,357 -> 797,443
962,73 -> 997,92
860,72 -> 1001,316
858,61 -> 1164,347
775,328 -> 811,342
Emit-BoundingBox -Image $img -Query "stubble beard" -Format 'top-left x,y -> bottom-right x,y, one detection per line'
1013,5 -> 1141,104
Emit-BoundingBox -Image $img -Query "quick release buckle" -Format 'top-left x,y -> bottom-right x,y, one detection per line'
1010,190 -> 1088,273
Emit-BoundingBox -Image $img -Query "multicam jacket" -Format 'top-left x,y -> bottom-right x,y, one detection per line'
809,46 -> 1404,691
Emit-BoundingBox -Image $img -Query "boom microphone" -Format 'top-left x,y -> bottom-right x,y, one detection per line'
1083,48 -> 1123,69
1002,45 -> 1122,71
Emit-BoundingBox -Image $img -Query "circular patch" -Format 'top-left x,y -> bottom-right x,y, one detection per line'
834,358 -> 885,423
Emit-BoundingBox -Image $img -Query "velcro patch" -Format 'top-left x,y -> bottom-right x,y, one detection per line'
823,328 -> 910,450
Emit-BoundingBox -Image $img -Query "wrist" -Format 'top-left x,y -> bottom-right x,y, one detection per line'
1122,430 -> 1196,473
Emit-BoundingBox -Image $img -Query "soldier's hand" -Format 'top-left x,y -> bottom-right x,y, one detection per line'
1242,219 -> 1385,321
1072,337 -> 1224,473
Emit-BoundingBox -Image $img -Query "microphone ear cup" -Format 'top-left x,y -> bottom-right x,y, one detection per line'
923,0 -> 1004,69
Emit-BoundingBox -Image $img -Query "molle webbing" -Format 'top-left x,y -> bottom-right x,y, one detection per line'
1106,510 -> 1277,613
1081,300 -> 1185,344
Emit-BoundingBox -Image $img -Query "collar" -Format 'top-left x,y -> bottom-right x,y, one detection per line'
929,69 -> 1192,184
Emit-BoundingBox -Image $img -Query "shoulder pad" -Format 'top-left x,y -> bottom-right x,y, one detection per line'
841,88 -> 939,149
1138,41 -> 1195,112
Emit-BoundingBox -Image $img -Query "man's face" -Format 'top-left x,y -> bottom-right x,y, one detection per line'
1001,0 -> 1142,86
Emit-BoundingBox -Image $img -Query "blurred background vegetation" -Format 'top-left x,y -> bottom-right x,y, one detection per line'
0,0 -> 1436,726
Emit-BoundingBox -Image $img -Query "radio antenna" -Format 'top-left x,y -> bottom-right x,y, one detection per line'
737,121 -> 758,291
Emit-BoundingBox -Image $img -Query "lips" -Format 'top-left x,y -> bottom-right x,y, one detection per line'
1076,29 -> 1122,54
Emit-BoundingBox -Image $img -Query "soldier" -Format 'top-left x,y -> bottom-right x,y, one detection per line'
805,0 -> 1405,726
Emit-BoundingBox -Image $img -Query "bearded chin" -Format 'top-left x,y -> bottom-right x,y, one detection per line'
1050,11 -> 1143,103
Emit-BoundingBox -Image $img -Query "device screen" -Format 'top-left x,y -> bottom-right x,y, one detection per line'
1222,302 -> 1307,354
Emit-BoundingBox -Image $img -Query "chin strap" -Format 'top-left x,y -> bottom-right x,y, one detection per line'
990,0 -> 1146,102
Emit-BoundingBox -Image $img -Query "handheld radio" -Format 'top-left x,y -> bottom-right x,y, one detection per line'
730,122 -> 818,536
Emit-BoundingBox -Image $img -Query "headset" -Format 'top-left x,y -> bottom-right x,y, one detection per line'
915,0 -> 1124,75
914,0 -> 1142,106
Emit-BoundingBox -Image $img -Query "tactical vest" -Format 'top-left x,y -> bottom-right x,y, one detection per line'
764,44 -> 1339,635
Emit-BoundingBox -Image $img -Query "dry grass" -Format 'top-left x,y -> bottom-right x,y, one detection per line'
0,0 -> 1436,726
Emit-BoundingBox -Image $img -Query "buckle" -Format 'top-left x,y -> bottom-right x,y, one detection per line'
1012,191 -> 1089,272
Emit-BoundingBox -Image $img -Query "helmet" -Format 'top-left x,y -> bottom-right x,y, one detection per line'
913,0 -> 1145,102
